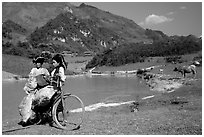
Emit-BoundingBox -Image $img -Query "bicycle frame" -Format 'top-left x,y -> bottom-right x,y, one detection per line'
56,76 -> 66,123
32,75 -> 73,127
31,75 -> 84,130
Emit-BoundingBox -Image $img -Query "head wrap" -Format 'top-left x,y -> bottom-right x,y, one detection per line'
52,54 -> 67,70
33,56 -> 45,64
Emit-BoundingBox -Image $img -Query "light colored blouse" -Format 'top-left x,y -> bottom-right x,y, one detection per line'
51,66 -> 66,87
24,67 -> 50,94
29,68 -> 50,77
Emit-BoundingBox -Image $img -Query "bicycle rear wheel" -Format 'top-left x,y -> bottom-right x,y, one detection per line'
52,93 -> 85,130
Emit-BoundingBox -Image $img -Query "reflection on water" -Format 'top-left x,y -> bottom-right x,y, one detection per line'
2,75 -> 152,120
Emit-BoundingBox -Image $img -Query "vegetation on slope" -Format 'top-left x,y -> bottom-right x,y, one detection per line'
86,35 -> 202,69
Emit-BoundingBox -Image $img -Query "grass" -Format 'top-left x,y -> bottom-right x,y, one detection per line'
2,54 -> 93,76
3,79 -> 202,135
2,54 -> 34,76
2,53 -> 201,77
2,53 -> 202,135
95,53 -> 201,73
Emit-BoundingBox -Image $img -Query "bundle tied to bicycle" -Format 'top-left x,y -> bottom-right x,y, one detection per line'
19,74 -> 56,123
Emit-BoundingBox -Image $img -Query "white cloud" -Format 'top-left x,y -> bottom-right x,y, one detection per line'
180,6 -> 187,10
139,14 -> 173,26
167,11 -> 174,15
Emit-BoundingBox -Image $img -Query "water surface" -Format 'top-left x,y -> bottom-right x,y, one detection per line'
2,75 -> 153,121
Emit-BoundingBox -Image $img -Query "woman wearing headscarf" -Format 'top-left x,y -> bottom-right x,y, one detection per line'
50,54 -> 67,90
19,54 -> 68,127
33,54 -> 67,107
19,56 -> 50,126
23,56 -> 50,94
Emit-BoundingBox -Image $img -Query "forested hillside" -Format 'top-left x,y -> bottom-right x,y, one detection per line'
2,2 -> 202,68
86,35 -> 202,68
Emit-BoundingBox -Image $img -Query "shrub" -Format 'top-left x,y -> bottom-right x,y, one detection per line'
165,56 -> 183,64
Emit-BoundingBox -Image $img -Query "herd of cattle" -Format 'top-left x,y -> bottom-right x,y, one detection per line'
136,61 -> 200,80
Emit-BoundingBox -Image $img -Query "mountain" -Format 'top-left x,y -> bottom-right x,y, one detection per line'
145,29 -> 169,42
2,19 -> 28,45
2,2 -> 75,33
2,2 -> 201,67
74,3 -> 149,43
2,2 -> 153,54
29,11 -> 126,53
2,19 -> 27,35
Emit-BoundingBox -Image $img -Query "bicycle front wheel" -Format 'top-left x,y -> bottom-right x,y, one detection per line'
52,93 -> 85,130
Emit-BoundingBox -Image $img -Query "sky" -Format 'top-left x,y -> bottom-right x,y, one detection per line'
71,1 -> 202,37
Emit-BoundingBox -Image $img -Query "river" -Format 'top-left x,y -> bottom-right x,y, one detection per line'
2,75 -> 154,121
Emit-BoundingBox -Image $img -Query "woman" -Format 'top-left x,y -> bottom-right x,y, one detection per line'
34,54 -> 67,107
50,54 -> 67,90
19,54 -> 67,127
23,56 -> 50,94
19,56 -> 50,126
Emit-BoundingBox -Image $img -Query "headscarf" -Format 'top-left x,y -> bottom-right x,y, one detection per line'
33,56 -> 45,64
52,54 -> 67,70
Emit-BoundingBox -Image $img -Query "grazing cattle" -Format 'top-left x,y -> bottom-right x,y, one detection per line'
192,61 -> 200,66
173,65 -> 196,78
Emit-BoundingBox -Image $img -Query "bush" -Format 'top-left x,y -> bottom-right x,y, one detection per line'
165,56 -> 183,64
27,49 -> 41,59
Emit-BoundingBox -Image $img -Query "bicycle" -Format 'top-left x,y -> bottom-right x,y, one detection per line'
31,76 -> 85,130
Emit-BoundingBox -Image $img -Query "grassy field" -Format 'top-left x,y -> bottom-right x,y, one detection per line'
2,54 -> 35,76
2,54 -> 93,76
2,52 -> 201,76
95,52 -> 201,72
2,53 -> 202,135
2,68 -> 202,135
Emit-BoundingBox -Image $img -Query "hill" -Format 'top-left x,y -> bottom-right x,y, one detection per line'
2,2 -> 201,68
27,3 -> 153,53
2,2 -> 74,33
2,2 -> 152,55
86,36 -> 202,68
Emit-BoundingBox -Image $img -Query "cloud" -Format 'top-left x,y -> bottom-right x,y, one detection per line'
165,6 -> 186,16
167,11 -> 174,15
180,6 -> 187,10
139,14 -> 173,26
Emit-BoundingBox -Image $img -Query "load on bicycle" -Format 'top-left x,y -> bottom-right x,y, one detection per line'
18,54 -> 67,127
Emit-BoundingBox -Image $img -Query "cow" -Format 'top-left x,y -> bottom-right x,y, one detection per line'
173,65 -> 196,78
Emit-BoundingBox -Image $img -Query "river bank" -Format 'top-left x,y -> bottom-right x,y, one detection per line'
2,53 -> 202,135
2,77 -> 202,135
2,63 -> 202,134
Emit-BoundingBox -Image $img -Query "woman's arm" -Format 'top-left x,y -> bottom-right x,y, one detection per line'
28,68 -> 35,77
58,67 -> 66,82
43,68 -> 50,76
